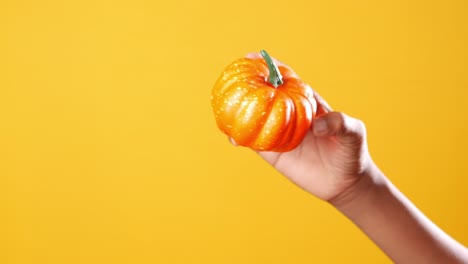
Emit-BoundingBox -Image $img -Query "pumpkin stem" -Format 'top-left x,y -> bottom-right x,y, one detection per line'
260,50 -> 283,88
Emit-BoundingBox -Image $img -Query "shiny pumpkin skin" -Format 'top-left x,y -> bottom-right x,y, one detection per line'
211,56 -> 317,152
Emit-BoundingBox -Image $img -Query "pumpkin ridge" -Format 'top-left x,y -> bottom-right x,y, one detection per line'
216,71 -> 250,99
231,85 -> 271,146
252,92 -> 290,150
214,60 -> 259,97
273,92 -> 297,151
280,91 -> 313,151
245,89 -> 278,147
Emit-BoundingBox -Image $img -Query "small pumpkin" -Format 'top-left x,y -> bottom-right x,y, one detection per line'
211,50 -> 317,152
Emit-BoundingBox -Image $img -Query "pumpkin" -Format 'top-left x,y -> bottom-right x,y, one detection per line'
211,50 -> 317,152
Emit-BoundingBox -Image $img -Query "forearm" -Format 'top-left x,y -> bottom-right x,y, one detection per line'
332,165 -> 468,263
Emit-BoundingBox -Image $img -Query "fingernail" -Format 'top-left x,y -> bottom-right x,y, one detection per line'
229,137 -> 239,146
314,118 -> 328,134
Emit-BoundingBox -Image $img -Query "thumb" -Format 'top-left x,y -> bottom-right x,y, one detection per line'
312,112 -> 365,141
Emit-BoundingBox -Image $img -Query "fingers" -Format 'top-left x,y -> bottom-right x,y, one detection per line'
313,112 -> 365,140
229,111 -> 365,150
228,137 -> 239,146
245,52 -> 261,59
313,91 -> 332,116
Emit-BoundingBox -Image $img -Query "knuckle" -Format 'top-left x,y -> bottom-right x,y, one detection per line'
330,112 -> 347,134
350,118 -> 366,138
356,119 -> 366,132
337,112 -> 366,137
335,112 -> 347,126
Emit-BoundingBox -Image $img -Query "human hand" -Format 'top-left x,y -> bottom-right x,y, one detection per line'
230,53 -> 468,263
236,53 -> 376,202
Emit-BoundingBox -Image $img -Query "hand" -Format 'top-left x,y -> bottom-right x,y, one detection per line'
240,53 -> 375,202
260,95 -> 374,202
232,53 -> 468,263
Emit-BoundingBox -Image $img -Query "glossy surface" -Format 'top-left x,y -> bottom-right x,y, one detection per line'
212,56 -> 317,151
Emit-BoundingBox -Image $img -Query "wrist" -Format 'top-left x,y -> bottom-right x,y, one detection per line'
328,164 -> 468,263
329,163 -> 387,211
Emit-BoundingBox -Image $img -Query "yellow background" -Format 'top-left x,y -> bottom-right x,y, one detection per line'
1,0 -> 467,263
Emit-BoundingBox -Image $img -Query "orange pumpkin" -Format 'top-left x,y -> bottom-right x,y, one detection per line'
211,50 -> 317,152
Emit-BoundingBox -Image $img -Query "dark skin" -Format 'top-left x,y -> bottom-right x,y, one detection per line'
232,53 -> 468,263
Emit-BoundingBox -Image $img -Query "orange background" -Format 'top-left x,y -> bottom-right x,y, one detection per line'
1,0 -> 467,263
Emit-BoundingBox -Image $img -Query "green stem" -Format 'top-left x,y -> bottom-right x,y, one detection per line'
260,50 -> 283,88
